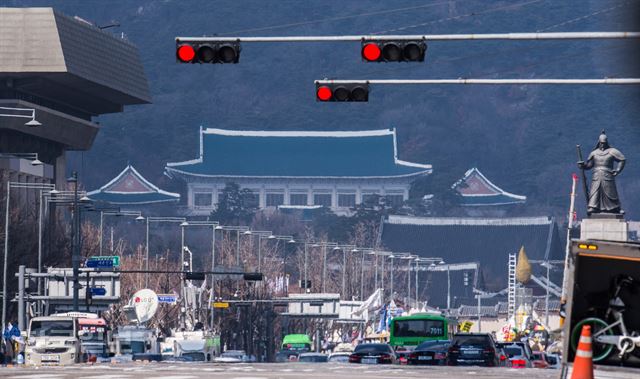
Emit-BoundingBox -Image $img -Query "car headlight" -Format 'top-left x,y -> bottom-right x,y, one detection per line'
65,340 -> 76,346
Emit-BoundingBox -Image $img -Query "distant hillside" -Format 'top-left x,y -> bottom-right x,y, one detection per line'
9,0 -> 640,219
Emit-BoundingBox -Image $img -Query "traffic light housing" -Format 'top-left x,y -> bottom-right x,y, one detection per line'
176,39 -> 241,64
243,272 -> 263,281
185,272 -> 206,281
316,82 -> 369,102
361,39 -> 427,62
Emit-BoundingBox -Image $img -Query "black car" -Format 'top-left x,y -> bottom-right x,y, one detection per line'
349,343 -> 396,364
446,333 -> 499,367
407,340 -> 451,365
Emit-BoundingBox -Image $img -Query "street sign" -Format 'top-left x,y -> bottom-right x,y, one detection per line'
212,302 -> 229,309
459,321 -> 474,332
86,256 -> 120,268
90,287 -> 106,296
157,294 -> 178,304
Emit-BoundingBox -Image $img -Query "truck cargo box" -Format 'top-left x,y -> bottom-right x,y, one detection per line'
563,239 -> 640,368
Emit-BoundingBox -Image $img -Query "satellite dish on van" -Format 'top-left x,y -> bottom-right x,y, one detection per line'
129,289 -> 159,324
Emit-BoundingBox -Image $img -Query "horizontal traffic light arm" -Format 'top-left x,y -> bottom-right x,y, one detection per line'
176,32 -> 640,43
315,78 -> 640,85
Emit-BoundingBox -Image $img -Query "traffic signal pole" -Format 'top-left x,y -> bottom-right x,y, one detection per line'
177,31 -> 640,43
316,78 -> 640,85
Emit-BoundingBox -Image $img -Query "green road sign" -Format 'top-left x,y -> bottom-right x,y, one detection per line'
87,255 -> 120,268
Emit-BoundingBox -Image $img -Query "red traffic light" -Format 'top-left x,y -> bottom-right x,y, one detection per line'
177,44 -> 196,62
362,43 -> 381,62
361,39 -> 427,62
316,86 -> 333,101
316,82 -> 369,102
176,40 -> 241,64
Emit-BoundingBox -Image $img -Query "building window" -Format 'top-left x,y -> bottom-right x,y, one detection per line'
266,192 -> 284,207
385,192 -> 405,207
361,192 -> 381,205
242,190 -> 260,208
194,193 -> 212,207
290,193 -> 308,206
338,193 -> 356,208
313,193 -> 332,207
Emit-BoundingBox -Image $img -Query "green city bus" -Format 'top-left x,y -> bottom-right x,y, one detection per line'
389,313 -> 450,348
281,334 -> 312,352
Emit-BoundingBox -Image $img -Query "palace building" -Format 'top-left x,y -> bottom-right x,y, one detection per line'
165,128 -> 432,215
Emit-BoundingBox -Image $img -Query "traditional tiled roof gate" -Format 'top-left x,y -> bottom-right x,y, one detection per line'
88,165 -> 179,205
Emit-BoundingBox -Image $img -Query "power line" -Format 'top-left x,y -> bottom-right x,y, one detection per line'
218,1 -> 458,35
537,1 -> 634,32
372,0 -> 545,35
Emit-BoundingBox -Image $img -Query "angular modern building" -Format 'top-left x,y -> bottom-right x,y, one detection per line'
0,7 -> 150,186
165,128 -> 432,215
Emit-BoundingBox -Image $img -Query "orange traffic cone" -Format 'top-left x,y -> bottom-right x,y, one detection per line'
571,324 -> 594,379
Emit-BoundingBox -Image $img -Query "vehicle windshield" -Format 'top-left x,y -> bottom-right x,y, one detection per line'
120,340 -> 146,354
78,327 -> 106,343
393,319 -> 445,338
546,355 -> 558,364
182,352 -> 205,361
221,352 -> 243,358
503,347 -> 524,357
299,355 -> 328,362
30,320 -> 74,337
354,344 -> 390,354
452,336 -> 491,346
416,341 -> 449,351
328,354 -> 350,363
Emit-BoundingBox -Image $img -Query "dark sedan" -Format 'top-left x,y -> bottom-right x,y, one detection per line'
447,333 -> 500,367
349,343 -> 396,365
407,340 -> 450,365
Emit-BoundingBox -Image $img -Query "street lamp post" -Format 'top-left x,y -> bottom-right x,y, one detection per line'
145,217 -> 186,287
266,235 -> 295,294
99,211 -> 143,255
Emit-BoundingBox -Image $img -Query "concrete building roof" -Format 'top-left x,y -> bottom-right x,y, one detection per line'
0,7 -> 150,117
166,128 -> 432,179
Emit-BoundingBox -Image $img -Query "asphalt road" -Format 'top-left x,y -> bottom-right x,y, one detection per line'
0,362 -> 638,379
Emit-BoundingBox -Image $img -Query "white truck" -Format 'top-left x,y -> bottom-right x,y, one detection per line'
25,312 -> 98,365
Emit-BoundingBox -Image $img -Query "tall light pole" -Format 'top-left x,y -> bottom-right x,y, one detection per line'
266,235 -> 295,295
145,217 -> 186,287
99,211 -> 143,255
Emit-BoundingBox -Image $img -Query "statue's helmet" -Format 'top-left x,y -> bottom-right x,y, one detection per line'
599,133 -> 608,144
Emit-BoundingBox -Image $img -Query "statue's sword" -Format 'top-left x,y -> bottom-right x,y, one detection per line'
576,145 -> 590,205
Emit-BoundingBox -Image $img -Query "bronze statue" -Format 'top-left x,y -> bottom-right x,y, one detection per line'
577,131 -> 626,215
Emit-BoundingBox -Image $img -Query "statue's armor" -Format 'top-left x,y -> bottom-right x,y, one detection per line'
586,147 -> 625,213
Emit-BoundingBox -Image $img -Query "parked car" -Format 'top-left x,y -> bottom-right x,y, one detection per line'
275,350 -> 299,362
446,333 -> 499,367
214,350 -> 253,363
298,353 -> 328,363
328,352 -> 351,363
407,340 -> 450,365
349,343 -> 396,364
531,351 -> 550,369
495,342 -> 533,368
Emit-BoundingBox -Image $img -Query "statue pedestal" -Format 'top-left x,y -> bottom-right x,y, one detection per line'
580,214 -> 628,242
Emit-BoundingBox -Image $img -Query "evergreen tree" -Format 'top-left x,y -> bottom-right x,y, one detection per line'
210,182 -> 258,225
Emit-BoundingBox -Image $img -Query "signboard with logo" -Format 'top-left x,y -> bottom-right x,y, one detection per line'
86,256 -> 120,268
157,294 -> 178,304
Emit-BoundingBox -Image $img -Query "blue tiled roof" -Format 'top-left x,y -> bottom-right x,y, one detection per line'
380,216 -> 563,309
166,128 -> 431,178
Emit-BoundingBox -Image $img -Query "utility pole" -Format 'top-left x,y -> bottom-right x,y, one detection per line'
70,171 -> 80,312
